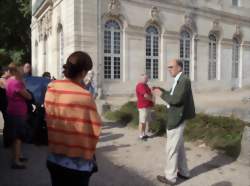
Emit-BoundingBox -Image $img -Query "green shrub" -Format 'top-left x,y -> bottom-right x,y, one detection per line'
104,101 -> 248,158
105,110 -> 126,122
185,114 -> 246,158
150,105 -> 168,135
104,102 -> 138,126
119,101 -> 138,126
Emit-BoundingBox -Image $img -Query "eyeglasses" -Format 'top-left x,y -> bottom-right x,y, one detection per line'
168,66 -> 173,69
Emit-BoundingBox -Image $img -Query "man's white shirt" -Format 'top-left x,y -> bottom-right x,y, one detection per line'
166,72 -> 182,108
170,72 -> 182,95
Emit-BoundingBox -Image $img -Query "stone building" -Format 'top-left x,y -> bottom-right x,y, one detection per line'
31,0 -> 250,96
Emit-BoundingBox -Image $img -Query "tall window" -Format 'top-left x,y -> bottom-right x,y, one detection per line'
58,27 -> 64,77
43,36 -> 48,72
35,41 -> 38,75
208,34 -> 217,80
180,30 -> 191,76
104,20 -> 121,79
232,37 -> 240,78
232,0 -> 239,6
146,25 -> 159,79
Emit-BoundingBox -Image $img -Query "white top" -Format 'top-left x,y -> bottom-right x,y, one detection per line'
170,72 -> 182,95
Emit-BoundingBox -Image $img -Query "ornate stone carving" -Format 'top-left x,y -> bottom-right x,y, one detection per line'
108,0 -> 121,15
151,6 -> 160,21
236,25 -> 240,34
209,19 -> 221,37
212,19 -> 220,31
233,25 -> 243,43
235,25 -> 242,36
184,14 -> 193,28
38,9 -> 52,41
180,13 -> 196,34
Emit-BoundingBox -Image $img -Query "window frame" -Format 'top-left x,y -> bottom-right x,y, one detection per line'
180,30 -> 191,76
232,37 -> 240,78
145,25 -> 159,80
43,35 -> 48,72
208,33 -> 217,80
232,0 -> 239,6
103,20 -> 122,80
58,26 -> 64,78
34,41 -> 38,75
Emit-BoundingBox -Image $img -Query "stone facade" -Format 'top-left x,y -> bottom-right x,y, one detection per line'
31,0 -> 250,97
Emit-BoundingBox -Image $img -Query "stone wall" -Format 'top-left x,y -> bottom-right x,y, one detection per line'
31,0 -> 250,96
238,126 -> 250,166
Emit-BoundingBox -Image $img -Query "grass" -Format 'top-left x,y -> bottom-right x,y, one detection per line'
185,114 -> 245,157
104,101 -> 249,158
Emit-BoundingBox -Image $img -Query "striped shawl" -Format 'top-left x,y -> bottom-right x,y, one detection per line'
44,80 -> 101,160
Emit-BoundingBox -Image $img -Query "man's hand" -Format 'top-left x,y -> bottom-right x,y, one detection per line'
144,93 -> 153,101
152,87 -> 163,97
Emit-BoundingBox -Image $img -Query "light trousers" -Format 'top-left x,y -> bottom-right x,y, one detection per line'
165,121 -> 190,182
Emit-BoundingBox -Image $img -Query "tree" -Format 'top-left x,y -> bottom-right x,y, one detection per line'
0,0 -> 31,66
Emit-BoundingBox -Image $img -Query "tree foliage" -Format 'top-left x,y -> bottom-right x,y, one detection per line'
0,0 -> 31,66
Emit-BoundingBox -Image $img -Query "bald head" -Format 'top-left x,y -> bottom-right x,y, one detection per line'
168,59 -> 183,77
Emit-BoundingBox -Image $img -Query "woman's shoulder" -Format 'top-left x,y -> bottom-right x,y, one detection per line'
6,77 -> 23,85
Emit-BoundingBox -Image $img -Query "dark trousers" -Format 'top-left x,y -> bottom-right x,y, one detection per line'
47,161 -> 91,186
1,109 -> 11,148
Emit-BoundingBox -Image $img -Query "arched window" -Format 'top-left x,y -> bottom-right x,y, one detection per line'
232,37 -> 240,78
180,30 -> 191,76
58,26 -> 64,77
146,25 -> 159,79
208,34 -> 217,80
232,0 -> 239,6
34,41 -> 38,75
104,20 -> 121,79
35,41 -> 38,61
43,36 -> 48,72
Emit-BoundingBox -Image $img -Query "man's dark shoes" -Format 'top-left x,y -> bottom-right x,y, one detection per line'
157,175 -> 175,185
143,134 -> 149,138
177,172 -> 190,180
11,163 -> 26,169
139,135 -> 148,141
19,157 -> 28,162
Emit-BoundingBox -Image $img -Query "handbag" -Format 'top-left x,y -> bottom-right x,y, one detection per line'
91,154 -> 98,174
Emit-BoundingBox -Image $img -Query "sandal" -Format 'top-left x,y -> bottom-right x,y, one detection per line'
19,157 -> 28,162
11,163 -> 26,169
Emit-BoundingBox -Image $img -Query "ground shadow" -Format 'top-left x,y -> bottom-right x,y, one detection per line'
100,132 -> 112,137
97,144 -> 131,153
91,148 -> 156,186
99,133 -> 124,142
210,181 -> 232,186
0,134 -> 155,186
176,154 -> 235,185
190,154 -> 235,177
102,121 -> 127,130
147,132 -> 164,139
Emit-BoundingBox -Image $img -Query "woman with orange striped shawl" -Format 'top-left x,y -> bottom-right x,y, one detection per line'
44,51 -> 101,186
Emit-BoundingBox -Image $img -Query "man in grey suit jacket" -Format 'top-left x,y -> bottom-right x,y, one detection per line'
153,59 -> 195,185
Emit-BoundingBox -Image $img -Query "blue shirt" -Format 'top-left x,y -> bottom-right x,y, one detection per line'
24,76 -> 51,105
85,82 -> 95,96
47,153 -> 94,172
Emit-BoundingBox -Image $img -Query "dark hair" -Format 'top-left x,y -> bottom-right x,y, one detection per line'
8,66 -> 19,76
176,59 -> 183,69
63,51 -> 93,79
42,71 -> 51,78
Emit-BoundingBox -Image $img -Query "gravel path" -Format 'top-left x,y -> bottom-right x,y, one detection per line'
0,117 -> 249,186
